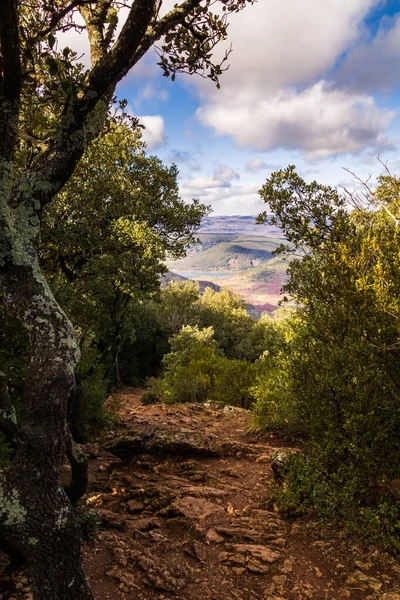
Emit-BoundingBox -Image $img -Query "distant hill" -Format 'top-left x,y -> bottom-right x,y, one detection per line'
169,236 -> 278,273
161,271 -> 221,294
166,216 -> 290,313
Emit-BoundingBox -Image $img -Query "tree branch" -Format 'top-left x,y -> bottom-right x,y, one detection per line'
80,0 -> 114,67
132,0 -> 200,65
16,0 -> 250,211
36,0 -> 94,41
17,0 -> 157,210
87,0 -> 158,92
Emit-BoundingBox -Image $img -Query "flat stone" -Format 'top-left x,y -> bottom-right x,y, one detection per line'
282,559 -> 293,573
247,558 -> 270,574
354,560 -> 373,571
125,517 -> 161,530
97,508 -> 126,530
346,570 -> 382,592
225,544 -> 282,564
232,567 -> 246,575
171,496 -> 223,519
193,541 -> 207,562
179,485 -> 229,498
127,499 -> 145,513
219,551 -> 247,565
255,454 -> 271,464
206,529 -> 225,544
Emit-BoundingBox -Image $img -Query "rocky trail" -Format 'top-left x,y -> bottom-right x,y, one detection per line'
1,388 -> 399,600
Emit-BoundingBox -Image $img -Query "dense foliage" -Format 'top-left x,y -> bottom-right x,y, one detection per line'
1,117 -> 208,429
256,167 -> 400,547
145,280 -> 287,408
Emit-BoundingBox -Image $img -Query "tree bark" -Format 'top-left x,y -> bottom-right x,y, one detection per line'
0,253 -> 94,599
113,341 -> 121,389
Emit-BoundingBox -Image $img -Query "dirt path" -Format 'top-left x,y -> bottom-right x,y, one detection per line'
2,388 -> 400,599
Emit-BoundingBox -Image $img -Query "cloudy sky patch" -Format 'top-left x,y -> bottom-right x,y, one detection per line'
137,115 -> 165,150
60,1 -> 400,215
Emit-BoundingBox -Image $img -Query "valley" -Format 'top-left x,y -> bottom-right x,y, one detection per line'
166,216 -> 290,313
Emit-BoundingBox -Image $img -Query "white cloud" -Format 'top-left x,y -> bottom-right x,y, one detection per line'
138,115 -> 165,149
184,176 -> 231,191
245,158 -> 270,172
190,0 -> 398,157
198,82 -> 394,158
214,165 -> 240,181
183,163 -> 240,194
337,13 -> 400,92
181,181 -> 262,215
193,0 -> 378,95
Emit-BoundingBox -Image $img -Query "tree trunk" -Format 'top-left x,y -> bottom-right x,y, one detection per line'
3,472 -> 93,600
0,250 -> 94,599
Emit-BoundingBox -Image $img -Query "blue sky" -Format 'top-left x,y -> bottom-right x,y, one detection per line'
63,1 -> 400,216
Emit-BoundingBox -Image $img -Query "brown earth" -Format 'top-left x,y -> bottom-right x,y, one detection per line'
2,388 -> 400,600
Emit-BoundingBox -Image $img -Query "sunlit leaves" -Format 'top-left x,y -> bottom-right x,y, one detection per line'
256,167 -> 400,508
40,116 -> 208,350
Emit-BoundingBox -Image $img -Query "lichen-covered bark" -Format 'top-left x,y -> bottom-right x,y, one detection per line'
0,208 -> 94,597
0,233 -> 95,599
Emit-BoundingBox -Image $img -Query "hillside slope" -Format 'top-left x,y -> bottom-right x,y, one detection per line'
167,217 -> 289,312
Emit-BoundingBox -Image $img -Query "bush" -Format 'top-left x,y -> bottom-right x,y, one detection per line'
210,357 -> 258,409
152,325 -> 259,408
255,167 -> 400,548
79,349 -> 110,428
158,325 -> 220,404
141,389 -> 161,405
274,453 -> 400,550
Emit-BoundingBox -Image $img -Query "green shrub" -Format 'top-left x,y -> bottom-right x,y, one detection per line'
162,348 -> 219,404
79,349 -> 110,428
159,325 -> 220,404
141,389 -> 161,405
255,167 -> 400,548
275,453 -> 400,550
152,325 -> 259,407
210,357 -> 258,409
75,506 -> 102,540
252,352 -> 296,430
